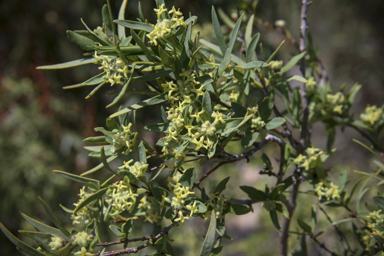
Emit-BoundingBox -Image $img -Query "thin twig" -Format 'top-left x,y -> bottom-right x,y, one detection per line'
265,134 -> 287,184
280,3 -> 311,255
193,140 -> 270,189
347,123 -> 383,152
101,224 -> 175,256
97,237 -> 150,247
299,0 -> 310,149
318,205 -> 353,255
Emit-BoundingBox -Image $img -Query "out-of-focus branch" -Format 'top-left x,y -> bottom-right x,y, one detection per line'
280,1 -> 311,256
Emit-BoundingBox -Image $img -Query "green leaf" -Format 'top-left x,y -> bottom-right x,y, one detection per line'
132,70 -> 172,82
0,223 -> 46,256
102,4 -> 113,34
259,90 -> 275,120
109,225 -> 123,236
287,75 -> 307,83
130,28 -> 156,62
81,18 -> 112,46
100,146 -> 117,175
298,219 -> 312,234
81,155 -> 118,176
158,45 -> 172,67
203,92 -> 212,116
37,197 -> 70,237
374,196 -> 384,210
137,142 -> 147,165
150,165 -> 166,182
165,241 -> 176,256
179,168 -> 196,189
83,136 -> 107,144
217,8 -> 235,29
242,61 -> 268,70
265,117 -> 286,130
109,93 -> 167,118
36,58 -> 95,70
63,72 -> 106,90
269,210 -> 281,230
20,212 -> 65,238
266,40 -> 286,63
143,122 -> 169,132
214,177 -> 230,195
211,7 -> 226,55
229,203 -> 252,215
67,30 -> 97,51
280,51 -> 306,74
115,20 -> 154,32
18,231 -> 52,247
73,188 -> 108,214
217,14 -> 244,77
245,15 -> 255,55
117,0 -> 128,39
107,75 -> 133,108
199,211 -> 217,256
241,130 -> 259,148
240,186 -> 267,201
53,170 -> 99,186
122,219 -> 134,235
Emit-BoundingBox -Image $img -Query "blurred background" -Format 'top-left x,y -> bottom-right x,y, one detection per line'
0,0 -> 383,255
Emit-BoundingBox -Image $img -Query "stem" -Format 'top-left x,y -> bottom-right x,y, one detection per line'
280,3 -> 311,255
101,224 -> 175,256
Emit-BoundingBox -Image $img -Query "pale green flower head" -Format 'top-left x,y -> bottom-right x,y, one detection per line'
361,105 -> 383,125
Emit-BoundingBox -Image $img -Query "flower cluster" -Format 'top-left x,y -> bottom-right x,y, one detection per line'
147,5 -> 186,45
72,231 -> 93,247
49,236 -> 65,251
138,195 -> 162,223
315,182 -> 340,200
325,92 -> 346,114
93,52 -> 130,86
118,160 -> 148,178
360,105 -> 383,126
111,123 -> 137,153
205,192 -> 227,219
294,147 -> 324,170
162,182 -> 195,224
107,179 -> 138,215
71,186 -> 92,225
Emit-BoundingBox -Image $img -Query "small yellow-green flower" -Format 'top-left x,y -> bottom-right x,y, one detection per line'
361,105 -> 383,125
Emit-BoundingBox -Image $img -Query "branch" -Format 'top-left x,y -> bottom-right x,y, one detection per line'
318,205 -> 353,255
193,140 -> 270,189
265,134 -> 287,184
299,0 -> 310,149
101,224 -> 175,256
347,123 -> 383,153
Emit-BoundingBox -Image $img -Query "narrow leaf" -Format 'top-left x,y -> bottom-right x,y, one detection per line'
246,32 -> 260,62
21,212 -> 65,238
199,211 -> 217,256
109,93 -> 167,118
265,117 -> 286,130
211,7 -> 226,55
81,155 -> 118,176
280,51 -> 306,74
118,0 -> 128,39
38,197 -> 70,237
53,170 -> 99,186
73,188 -> 108,214
36,58 -> 95,70
0,223 -> 46,256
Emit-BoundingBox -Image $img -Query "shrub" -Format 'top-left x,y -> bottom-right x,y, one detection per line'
2,0 -> 384,255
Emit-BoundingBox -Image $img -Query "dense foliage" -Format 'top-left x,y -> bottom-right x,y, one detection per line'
2,0 -> 384,255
